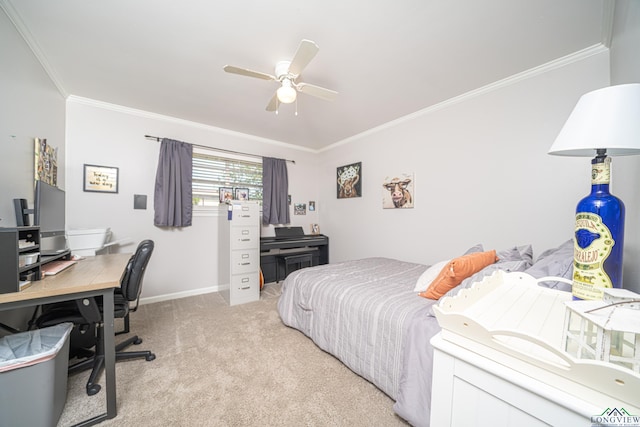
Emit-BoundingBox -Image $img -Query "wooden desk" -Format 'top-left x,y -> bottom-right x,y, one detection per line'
0,253 -> 130,427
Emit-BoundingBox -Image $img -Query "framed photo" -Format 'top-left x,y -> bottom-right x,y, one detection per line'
337,162 -> 362,198
219,187 -> 233,203
235,187 -> 249,201
309,201 -> 316,211
310,224 -> 320,235
83,164 -> 119,193
294,203 -> 306,215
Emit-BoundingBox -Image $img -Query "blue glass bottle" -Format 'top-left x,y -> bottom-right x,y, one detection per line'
572,149 -> 625,300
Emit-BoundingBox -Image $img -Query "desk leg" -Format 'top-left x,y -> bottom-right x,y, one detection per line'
102,290 -> 117,419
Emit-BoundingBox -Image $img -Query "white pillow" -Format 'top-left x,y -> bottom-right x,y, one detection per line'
414,259 -> 451,293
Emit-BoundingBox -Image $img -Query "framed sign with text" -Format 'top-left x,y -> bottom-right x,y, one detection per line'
83,164 -> 119,193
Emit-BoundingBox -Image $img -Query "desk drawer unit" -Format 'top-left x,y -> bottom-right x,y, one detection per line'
219,202 -> 260,306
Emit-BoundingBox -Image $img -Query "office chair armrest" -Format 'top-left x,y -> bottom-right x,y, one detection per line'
75,297 -> 102,323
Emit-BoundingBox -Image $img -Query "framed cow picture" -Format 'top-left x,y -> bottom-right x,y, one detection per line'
382,172 -> 414,209
337,162 -> 362,199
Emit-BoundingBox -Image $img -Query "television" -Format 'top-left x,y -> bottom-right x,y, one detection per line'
34,180 -> 68,254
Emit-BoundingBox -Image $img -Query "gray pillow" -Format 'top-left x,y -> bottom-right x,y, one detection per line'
463,243 -> 484,255
497,244 -> 533,264
524,239 -> 574,291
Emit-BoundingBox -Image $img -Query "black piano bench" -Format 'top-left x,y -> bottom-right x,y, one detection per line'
277,253 -> 313,282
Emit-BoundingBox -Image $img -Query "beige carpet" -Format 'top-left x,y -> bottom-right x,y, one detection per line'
57,284 -> 409,426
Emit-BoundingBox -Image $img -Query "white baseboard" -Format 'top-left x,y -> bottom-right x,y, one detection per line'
139,284 -> 229,306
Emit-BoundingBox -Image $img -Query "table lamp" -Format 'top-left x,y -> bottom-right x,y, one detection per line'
549,83 -> 640,300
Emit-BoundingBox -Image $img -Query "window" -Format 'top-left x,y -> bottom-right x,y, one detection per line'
192,150 -> 263,210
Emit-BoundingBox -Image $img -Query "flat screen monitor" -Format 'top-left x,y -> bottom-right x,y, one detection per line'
34,180 -> 66,238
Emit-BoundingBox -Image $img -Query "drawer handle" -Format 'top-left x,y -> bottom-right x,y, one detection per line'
240,262 -> 251,266
242,277 -> 249,283
241,286 -> 251,290
242,254 -> 250,259
240,238 -> 251,242
242,230 -> 250,234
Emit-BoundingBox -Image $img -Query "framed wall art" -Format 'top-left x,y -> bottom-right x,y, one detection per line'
294,203 -> 307,215
382,173 -> 414,209
34,137 -> 58,186
337,162 -> 362,199
83,164 -> 119,193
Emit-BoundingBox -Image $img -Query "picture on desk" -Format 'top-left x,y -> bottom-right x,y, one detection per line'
219,187 -> 233,203
235,188 -> 249,201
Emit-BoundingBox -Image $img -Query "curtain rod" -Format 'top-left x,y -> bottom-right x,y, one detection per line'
145,135 -> 295,164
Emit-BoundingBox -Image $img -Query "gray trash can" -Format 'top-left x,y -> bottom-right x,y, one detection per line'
0,323 -> 73,427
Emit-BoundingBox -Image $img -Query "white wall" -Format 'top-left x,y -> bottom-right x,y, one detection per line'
0,9 -> 66,330
609,0 -> 640,292
317,50 -> 613,268
0,8 -> 66,226
65,98 -> 320,301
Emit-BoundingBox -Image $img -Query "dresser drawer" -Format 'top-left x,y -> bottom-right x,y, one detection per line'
230,226 -> 259,250
229,273 -> 260,304
231,250 -> 259,274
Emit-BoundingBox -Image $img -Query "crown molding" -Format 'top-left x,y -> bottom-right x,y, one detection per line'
0,0 -> 68,98
601,0 -> 615,48
321,44 -> 609,153
66,95 -> 317,154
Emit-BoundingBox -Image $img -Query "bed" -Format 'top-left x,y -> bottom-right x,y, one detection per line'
277,241 -> 574,427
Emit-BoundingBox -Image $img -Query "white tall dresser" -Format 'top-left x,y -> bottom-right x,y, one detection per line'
218,202 -> 260,306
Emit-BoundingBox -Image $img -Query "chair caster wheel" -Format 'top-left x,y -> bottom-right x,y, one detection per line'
133,338 -> 143,345
146,353 -> 156,361
87,384 -> 101,396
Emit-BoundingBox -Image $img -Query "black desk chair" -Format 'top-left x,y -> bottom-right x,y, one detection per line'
37,240 -> 156,396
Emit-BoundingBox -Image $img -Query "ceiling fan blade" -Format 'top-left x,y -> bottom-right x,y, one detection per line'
266,93 -> 278,111
298,83 -> 338,101
223,65 -> 275,81
288,39 -> 319,76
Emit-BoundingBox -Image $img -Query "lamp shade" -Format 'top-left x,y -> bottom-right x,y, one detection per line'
549,83 -> 640,156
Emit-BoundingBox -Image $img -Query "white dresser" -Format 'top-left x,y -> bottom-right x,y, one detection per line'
431,271 -> 640,427
218,202 -> 260,305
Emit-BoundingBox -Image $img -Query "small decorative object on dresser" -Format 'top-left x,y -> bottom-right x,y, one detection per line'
563,287 -> 640,373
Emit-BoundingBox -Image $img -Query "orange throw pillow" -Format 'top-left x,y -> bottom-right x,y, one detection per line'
419,250 -> 498,300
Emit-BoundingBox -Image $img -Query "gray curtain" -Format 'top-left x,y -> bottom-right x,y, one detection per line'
154,138 -> 193,227
262,157 -> 290,225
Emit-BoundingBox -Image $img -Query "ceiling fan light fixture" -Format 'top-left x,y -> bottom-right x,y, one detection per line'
277,79 -> 297,104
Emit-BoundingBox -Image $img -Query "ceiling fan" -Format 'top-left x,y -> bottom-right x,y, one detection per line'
223,39 -> 338,112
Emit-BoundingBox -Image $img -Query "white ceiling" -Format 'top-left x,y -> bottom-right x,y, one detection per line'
2,0 -> 608,150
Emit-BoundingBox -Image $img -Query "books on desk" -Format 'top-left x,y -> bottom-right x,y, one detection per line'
42,260 -> 77,276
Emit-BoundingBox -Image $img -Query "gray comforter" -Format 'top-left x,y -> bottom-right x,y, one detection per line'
277,257 -> 441,427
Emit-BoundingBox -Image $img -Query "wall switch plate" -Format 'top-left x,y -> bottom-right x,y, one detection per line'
134,194 -> 147,210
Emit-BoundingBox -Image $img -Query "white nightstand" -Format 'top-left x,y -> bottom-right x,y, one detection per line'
430,271 -> 640,427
